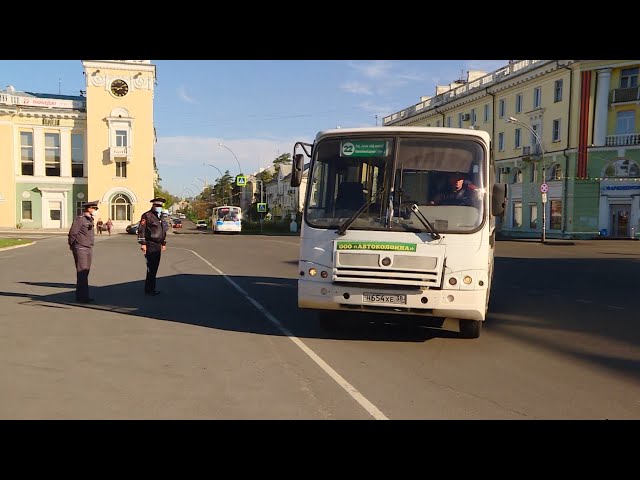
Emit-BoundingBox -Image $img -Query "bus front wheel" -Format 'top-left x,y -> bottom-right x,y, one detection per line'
459,319 -> 482,339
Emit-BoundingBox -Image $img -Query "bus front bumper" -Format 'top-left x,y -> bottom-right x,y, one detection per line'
298,280 -> 487,321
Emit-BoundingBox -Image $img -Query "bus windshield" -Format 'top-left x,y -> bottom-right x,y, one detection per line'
304,135 -> 486,234
216,206 -> 241,222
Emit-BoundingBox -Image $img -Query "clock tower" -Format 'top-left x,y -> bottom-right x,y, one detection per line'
82,60 -> 157,227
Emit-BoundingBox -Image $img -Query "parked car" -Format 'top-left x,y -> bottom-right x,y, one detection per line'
126,222 -> 140,235
172,219 -> 183,228
196,220 -> 208,229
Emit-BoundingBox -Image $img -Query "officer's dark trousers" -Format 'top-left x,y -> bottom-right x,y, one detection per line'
72,246 -> 92,301
144,243 -> 162,293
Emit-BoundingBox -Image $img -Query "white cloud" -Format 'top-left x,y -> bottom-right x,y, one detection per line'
340,81 -> 373,95
359,101 -> 396,116
177,86 -> 196,104
347,60 -> 394,78
155,135 -> 305,193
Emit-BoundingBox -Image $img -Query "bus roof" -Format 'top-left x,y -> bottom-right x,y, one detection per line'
314,126 -> 491,144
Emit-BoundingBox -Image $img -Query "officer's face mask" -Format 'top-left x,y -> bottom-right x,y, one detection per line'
154,206 -> 163,214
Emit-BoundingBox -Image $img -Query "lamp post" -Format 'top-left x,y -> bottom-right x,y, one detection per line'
506,116 -> 546,243
218,142 -> 243,175
204,163 -> 227,205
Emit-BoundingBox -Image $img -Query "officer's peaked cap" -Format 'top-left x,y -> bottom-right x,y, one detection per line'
84,200 -> 99,210
150,197 -> 166,205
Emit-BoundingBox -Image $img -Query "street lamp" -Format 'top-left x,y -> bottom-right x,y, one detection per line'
218,142 -> 243,175
506,116 -> 546,244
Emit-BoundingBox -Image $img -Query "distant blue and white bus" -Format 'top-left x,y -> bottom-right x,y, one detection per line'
212,206 -> 242,234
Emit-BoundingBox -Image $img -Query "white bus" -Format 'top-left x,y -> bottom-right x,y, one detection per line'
212,206 -> 242,234
290,127 -> 507,339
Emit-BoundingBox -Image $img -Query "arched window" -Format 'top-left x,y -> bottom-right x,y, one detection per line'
546,163 -> 563,181
604,159 -> 640,178
111,193 -> 132,221
512,168 -> 523,184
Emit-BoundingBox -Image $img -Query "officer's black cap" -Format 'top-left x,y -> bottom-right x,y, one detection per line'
84,200 -> 99,210
150,197 -> 166,205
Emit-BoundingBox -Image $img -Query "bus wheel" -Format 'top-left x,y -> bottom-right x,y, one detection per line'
459,319 -> 481,339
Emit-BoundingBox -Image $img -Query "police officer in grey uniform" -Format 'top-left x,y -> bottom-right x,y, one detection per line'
138,197 -> 168,296
68,200 -> 99,303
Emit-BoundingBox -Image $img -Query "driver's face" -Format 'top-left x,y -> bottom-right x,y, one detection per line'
450,177 -> 464,190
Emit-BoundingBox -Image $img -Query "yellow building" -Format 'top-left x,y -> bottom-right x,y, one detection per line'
385,60 -> 640,239
0,60 -> 156,230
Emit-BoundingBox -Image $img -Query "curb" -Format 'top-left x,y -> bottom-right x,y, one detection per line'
0,241 -> 36,252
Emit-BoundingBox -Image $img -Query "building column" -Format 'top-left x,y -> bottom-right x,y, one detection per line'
593,68 -> 612,147
60,128 -> 71,177
33,127 -> 45,177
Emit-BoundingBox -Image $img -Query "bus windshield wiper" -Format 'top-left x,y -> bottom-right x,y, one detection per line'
336,187 -> 385,236
410,204 -> 441,240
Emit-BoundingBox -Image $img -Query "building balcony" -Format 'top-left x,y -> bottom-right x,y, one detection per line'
109,146 -> 132,163
605,133 -> 640,147
610,87 -> 640,104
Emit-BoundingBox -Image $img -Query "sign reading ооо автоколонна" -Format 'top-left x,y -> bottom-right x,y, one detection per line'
336,241 -> 417,252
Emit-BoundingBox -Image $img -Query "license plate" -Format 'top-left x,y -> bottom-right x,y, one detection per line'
363,293 -> 407,304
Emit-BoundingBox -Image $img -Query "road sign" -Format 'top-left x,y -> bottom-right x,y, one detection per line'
541,192 -> 548,203
235,175 -> 246,187
257,203 -> 267,213
540,183 -> 548,193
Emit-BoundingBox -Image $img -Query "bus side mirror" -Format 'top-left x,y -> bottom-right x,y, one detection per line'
291,153 -> 304,187
492,183 -> 507,216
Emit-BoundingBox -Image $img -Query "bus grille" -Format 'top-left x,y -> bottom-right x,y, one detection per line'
333,267 -> 441,288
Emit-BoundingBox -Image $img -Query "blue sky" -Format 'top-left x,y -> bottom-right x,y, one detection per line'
1,60 -> 508,196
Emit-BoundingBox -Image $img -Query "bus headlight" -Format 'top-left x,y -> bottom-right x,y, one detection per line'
308,268 -> 318,276
463,275 -> 473,285
448,277 -> 457,286
320,270 -> 328,278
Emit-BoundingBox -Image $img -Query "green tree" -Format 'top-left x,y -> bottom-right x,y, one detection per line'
273,153 -> 291,171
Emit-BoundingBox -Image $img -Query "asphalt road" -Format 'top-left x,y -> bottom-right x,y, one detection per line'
0,229 -> 638,419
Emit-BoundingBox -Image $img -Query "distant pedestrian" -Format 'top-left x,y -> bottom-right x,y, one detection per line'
138,197 -> 168,296
68,200 -> 99,303
106,218 -> 113,236
96,218 -> 104,235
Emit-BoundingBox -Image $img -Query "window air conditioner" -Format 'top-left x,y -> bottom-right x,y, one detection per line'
522,146 -> 531,155
461,114 -> 470,121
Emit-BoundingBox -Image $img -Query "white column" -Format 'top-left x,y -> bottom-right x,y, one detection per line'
60,128 -> 71,177
593,68 -> 612,147
33,127 -> 45,176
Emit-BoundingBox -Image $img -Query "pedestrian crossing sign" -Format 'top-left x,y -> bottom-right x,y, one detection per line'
257,203 -> 267,213
236,175 -> 247,187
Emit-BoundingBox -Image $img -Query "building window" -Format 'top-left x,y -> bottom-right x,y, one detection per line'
115,130 -> 128,147
471,108 -> 476,125
552,119 -> 561,142
515,128 -> 521,148
530,162 -> 537,183
550,200 -> 562,230
21,201 -> 32,220
111,193 -> 132,221
548,163 -> 563,181
554,79 -> 563,102
620,67 -> 639,88
513,168 -> 523,184
436,120 -> 441,127
616,110 -> 635,135
20,131 -> 34,176
512,201 -> 522,228
604,159 -> 640,177
529,203 -> 537,229
515,94 -> 522,113
447,117 -> 451,128
458,113 -> 463,128
484,104 -> 490,123
76,201 -> 86,217
45,133 -> 60,177
71,133 -> 84,178
498,132 -> 505,151
116,160 -> 127,178
499,99 -> 505,118
533,87 -> 542,108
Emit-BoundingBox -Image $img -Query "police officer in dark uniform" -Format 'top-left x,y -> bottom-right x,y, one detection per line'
138,197 -> 168,296
68,200 -> 99,303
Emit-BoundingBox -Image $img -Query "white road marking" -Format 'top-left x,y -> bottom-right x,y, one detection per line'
606,305 -> 624,310
184,248 -> 389,420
